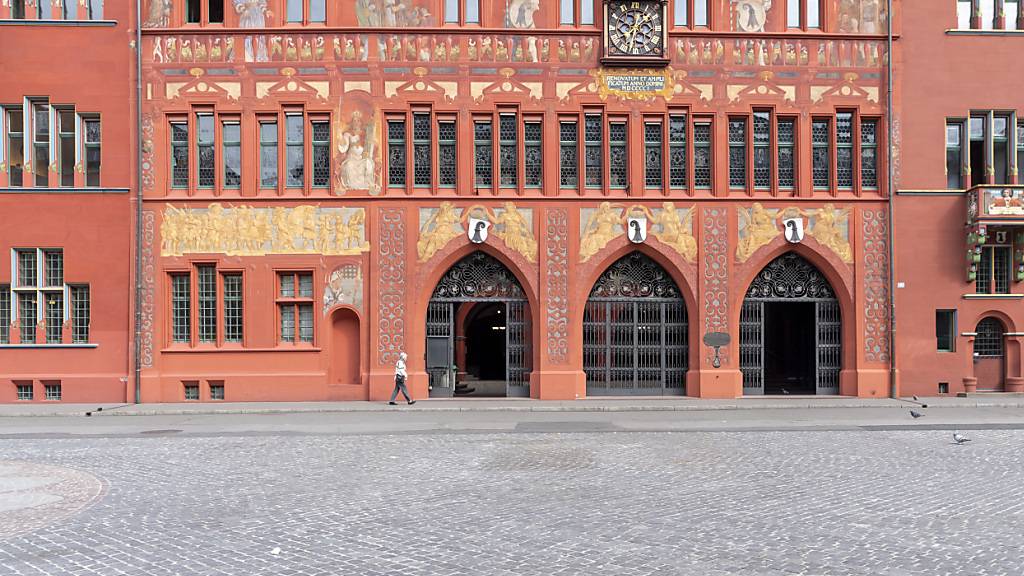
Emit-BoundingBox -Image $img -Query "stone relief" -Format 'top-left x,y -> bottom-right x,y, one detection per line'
417,202 -> 464,262
580,203 -> 697,263
630,203 -> 697,263
737,204 -> 852,264
579,203 -> 625,262
323,264 -> 364,314
417,202 -> 538,263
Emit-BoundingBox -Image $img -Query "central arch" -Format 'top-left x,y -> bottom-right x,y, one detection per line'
740,252 -> 841,396
583,251 -> 689,396
426,251 -> 531,398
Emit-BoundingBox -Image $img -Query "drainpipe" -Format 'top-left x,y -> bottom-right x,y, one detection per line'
133,0 -> 143,403
886,0 -> 897,398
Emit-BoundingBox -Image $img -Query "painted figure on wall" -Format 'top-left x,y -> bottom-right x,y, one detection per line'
637,203 -> 697,262
323,264 -> 364,314
333,93 -> 381,195
143,0 -> 171,28
808,205 -> 852,263
987,189 -> 1024,215
234,0 -> 270,62
418,202 -> 463,262
356,0 -> 434,26
580,202 -> 625,262
506,0 -> 540,28
733,0 -> 771,33
838,0 -> 884,33
736,203 -> 780,262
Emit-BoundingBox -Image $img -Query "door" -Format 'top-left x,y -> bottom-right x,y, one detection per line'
974,317 -> 1005,391
505,300 -> 531,398
740,300 -> 764,395
815,300 -> 841,395
426,301 -> 454,398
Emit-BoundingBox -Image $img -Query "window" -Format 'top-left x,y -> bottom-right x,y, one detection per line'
287,0 -> 325,23
170,122 -> 189,188
70,285 -> 89,343
438,120 -> 457,188
16,382 -> 32,401
184,382 -> 200,400
45,290 -> 62,344
861,119 -> 878,189
694,120 -> 712,188
836,112 -> 854,189
753,112 -> 771,189
285,114 -> 304,188
645,121 -> 663,189
0,286 -> 8,344
994,115 -> 1009,185
58,110 -> 75,187
413,113 -> 431,187
12,0 -> 25,19
788,0 -> 820,28
812,119 -> 831,189
1018,123 -> 1024,182
187,0 -> 224,24
63,0 -> 77,18
975,317 -> 1005,357
559,120 -> 578,188
171,274 -> 191,343
33,102 -> 49,187
609,121 -> 627,188
1006,0 -> 1021,30
311,120 -> 330,188
84,117 -> 101,187
87,0 -> 103,19
223,273 -> 243,343
446,0 -> 479,24
969,116 -> 985,187
44,382 -> 61,401
561,0 -> 594,25
675,0 -> 708,26
170,266 -> 243,346
222,121 -> 241,188
729,118 -> 747,189
499,114 -> 518,188
957,0 -> 972,28
260,120 -> 278,189
669,114 -> 687,189
197,265 -> 217,343
10,249 -> 83,345
278,272 -> 314,344
980,0 -> 995,30
524,121 -> 542,188
7,109 -> 24,186
936,309 -> 956,352
977,245 -> 1011,294
584,114 -> 602,188
209,381 -> 225,400
947,122 -> 963,189
474,120 -> 493,188
196,113 -> 215,188
778,118 -> 795,189
387,119 -> 406,188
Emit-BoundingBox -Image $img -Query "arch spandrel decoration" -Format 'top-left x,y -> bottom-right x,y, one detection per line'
589,252 -> 681,300
745,252 -> 835,300
432,252 -> 525,300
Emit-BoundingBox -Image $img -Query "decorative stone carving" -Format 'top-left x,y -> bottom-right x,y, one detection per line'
579,202 -> 625,262
863,209 -> 890,363
140,211 -> 156,368
545,209 -> 569,365
633,202 -> 697,262
736,203 -> 779,262
417,202 -> 463,262
703,207 -> 729,364
377,208 -> 406,366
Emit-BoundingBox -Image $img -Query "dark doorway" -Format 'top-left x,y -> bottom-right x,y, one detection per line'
461,303 -> 507,396
763,302 -> 816,395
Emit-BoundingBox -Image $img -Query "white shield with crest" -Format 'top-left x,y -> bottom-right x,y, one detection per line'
783,217 -> 804,243
627,217 -> 647,243
468,218 -> 490,244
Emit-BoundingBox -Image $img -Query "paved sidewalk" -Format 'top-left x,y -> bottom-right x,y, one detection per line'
2,394 -> 1022,417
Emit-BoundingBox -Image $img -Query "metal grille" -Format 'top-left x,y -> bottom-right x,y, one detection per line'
975,317 -> 1005,357
196,113 -> 215,188
171,274 -> 190,343
311,121 -> 330,188
19,293 -> 37,344
210,382 -> 225,400
584,252 -> 688,396
506,300 -> 530,396
223,274 -> 243,343
45,291 -> 62,343
669,115 -> 687,188
778,119 -> 795,189
223,122 -> 241,188
816,300 -> 841,394
729,118 -> 747,188
609,122 -> 627,188
524,122 -> 542,187
44,250 -> 62,286
645,122 -> 663,188
585,115 -> 602,188
280,305 -> 295,342
812,119 -> 830,188
559,121 -> 578,188
861,119 -> 878,188
260,121 -> 278,188
413,113 -> 431,187
18,250 -> 37,287
740,300 -> 764,395
17,383 -> 32,400
387,120 -> 406,187
70,285 -> 89,343
299,304 -> 313,342
426,300 -> 455,398
0,286 -> 9,344
44,383 -> 61,401
432,252 -> 525,299
694,122 -> 712,188
285,115 -> 304,188
499,114 -> 518,187
753,112 -> 771,188
184,382 -> 199,400
837,112 -> 854,188
475,121 -> 492,188
438,121 -> 457,187
197,265 -> 217,343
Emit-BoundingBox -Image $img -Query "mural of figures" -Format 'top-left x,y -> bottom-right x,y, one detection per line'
418,202 -> 464,262
323,264 -> 364,314
838,0 -> 885,33
333,93 -> 381,195
143,0 -> 172,28
355,0 -> 434,27
234,0 -> 270,62
506,0 -> 540,28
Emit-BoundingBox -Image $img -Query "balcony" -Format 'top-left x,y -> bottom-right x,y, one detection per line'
966,185 -> 1024,284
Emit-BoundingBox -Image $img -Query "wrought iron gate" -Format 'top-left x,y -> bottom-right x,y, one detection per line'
740,252 -> 841,396
426,252 -> 531,398
583,252 -> 688,396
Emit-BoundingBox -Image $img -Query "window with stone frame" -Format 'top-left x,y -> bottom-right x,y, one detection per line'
674,0 -> 709,27
584,114 -> 603,189
644,120 -> 663,189
474,119 -> 493,189
946,121 -> 964,189
976,244 -> 1012,295
787,0 -> 821,29
185,0 -> 223,25
169,265 -> 244,346
609,120 -> 628,189
812,118 -> 831,189
6,108 -> 24,186
445,0 -> 480,24
524,120 -> 543,188
8,249 -> 89,345
668,114 -> 688,189
285,0 -> 325,24
559,119 -> 579,189
438,118 -> 458,188
693,119 -> 713,189
728,117 -> 747,189
278,272 -> 314,344
560,0 -> 595,25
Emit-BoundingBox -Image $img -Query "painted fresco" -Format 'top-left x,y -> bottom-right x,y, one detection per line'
143,0 -> 171,28
838,0 -> 886,34
324,264 -> 364,314
505,0 -> 542,28
355,0 -> 435,26
985,188 -> 1024,216
333,92 -> 381,195
737,204 -> 852,263
732,0 -> 774,33
235,0 -> 271,62
417,203 -> 537,262
579,203 -> 696,263
160,204 -> 370,256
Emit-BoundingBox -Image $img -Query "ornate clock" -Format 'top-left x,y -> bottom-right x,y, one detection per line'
602,0 -> 669,66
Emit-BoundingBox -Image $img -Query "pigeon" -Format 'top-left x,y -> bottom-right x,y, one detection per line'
270,547 -> 281,556
912,395 -> 918,401
910,410 -> 924,419
781,388 -> 790,395
953,432 -> 971,445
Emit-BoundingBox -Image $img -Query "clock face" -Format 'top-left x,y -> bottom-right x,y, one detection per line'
607,1 -> 664,58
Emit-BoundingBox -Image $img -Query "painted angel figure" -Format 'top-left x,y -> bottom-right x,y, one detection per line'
580,202 -> 624,262
234,0 -> 270,62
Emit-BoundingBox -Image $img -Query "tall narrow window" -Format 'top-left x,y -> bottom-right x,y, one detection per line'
977,245 -> 1011,294
19,292 -> 36,344
223,273 -> 242,343
474,120 -> 493,188
285,114 -> 304,188
58,111 -> 75,187
524,121 -> 542,188
994,115 -> 1009,185
694,0 -> 707,25
1006,0 -> 1020,30
559,120 -> 578,188
980,0 -> 995,30
957,0 -> 972,28
969,116 -> 985,186
446,0 -> 459,23
84,118 -> 101,187
33,102 -> 49,187
560,0 -> 573,24
438,120 -> 457,188
812,119 -> 831,189
947,122 -> 963,189
87,0 -> 102,19
728,118 -> 747,189
12,0 -> 25,19
0,287 -> 9,344
1017,123 -> 1024,181
310,0 -> 325,22
936,309 -> 956,352
44,290 -> 62,344
499,114 -> 518,188
778,118 -> 795,189
45,250 -> 63,287
674,0 -> 687,26
584,114 -> 602,188
753,112 -> 771,189
609,121 -> 627,188
668,115 -> 687,189
446,0 -> 478,24
286,0 -> 302,22
171,274 -> 191,343
209,0 -> 224,22
18,250 -> 37,288
861,119 -> 878,189
70,285 -> 89,344
222,121 -> 241,189
807,0 -> 820,28
196,113 -> 215,188
787,0 -> 800,27
170,121 -> 189,188
311,120 -> 330,188
581,0 -> 593,24
694,120 -> 712,189
387,120 -> 406,188
413,113 -> 431,187
187,0 -> 201,23
197,265 -> 217,343
466,0 -> 479,23
278,272 -> 314,344
7,109 -> 24,185
836,112 -> 854,189
39,0 -> 51,18
645,122 -> 663,189
260,120 -> 278,189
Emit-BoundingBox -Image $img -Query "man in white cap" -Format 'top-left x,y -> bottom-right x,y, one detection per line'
389,351 -> 415,405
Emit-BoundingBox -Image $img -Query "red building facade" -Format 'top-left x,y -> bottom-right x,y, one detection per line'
0,1 -> 134,402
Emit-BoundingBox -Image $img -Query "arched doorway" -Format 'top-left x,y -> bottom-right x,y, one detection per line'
740,252 -> 841,395
426,251 -> 531,398
974,317 -> 1006,391
330,308 -> 360,386
583,252 -> 689,396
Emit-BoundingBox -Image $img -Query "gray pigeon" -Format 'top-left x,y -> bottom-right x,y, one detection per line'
910,410 -> 924,418
953,432 -> 971,445
912,395 -> 919,401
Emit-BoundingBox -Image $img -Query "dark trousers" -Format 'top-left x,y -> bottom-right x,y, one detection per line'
390,375 -> 411,402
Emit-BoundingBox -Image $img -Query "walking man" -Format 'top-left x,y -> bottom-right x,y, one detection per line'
389,352 -> 416,405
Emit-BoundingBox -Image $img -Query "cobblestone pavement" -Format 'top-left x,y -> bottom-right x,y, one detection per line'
1,429 -> 1022,575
